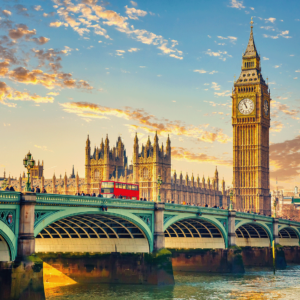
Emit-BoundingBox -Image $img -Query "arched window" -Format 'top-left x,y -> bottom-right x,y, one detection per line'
94,169 -> 100,179
143,168 -> 148,179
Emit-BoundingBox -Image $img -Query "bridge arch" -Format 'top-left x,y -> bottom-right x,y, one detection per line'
235,221 -> 272,247
34,208 -> 153,253
278,225 -> 300,246
164,214 -> 227,249
0,222 -> 16,261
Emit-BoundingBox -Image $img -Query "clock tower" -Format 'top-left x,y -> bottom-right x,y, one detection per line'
232,18 -> 271,214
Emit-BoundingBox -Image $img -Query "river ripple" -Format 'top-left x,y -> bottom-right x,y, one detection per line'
45,265 -> 300,300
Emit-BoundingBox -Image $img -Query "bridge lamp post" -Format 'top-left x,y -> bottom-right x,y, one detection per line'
157,175 -> 163,202
23,151 -> 35,192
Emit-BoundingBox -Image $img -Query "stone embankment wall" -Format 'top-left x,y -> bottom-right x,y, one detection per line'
38,250 -> 174,286
169,248 -> 244,273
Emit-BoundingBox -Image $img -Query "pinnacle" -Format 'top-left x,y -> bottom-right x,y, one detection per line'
244,18 -> 259,58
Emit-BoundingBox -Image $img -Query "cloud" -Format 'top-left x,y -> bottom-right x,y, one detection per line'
171,147 -> 232,166
50,0 -> 183,59
60,101 -> 232,143
263,30 -> 292,39
32,47 -> 72,71
271,100 -> 299,117
194,69 -> 218,75
128,47 -> 140,52
265,18 -> 276,23
295,70 -> 300,73
228,0 -> 245,9
270,120 -> 284,132
274,65 -> 281,68
50,21 -> 69,27
47,92 -> 59,96
125,5 -> 147,20
34,145 -> 53,152
217,36 -> 237,43
3,123 -> 10,126
9,24 -> 36,39
211,82 -> 220,91
0,81 -> 54,107
0,61 -> 92,90
205,49 -> 232,61
116,49 -> 125,56
214,90 -> 231,97
2,10 -> 12,16
263,57 -> 269,60
270,135 -> 300,181
130,1 -> 138,6
34,5 -> 43,11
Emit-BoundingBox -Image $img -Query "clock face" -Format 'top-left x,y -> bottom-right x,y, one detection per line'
264,100 -> 269,116
238,98 -> 254,115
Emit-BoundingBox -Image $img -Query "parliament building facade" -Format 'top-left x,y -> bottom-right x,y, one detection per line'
84,133 -> 229,206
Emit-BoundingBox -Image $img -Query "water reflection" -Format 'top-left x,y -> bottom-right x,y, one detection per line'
45,265 -> 300,300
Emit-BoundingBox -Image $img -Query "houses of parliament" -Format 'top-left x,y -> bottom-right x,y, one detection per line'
4,20 -> 271,213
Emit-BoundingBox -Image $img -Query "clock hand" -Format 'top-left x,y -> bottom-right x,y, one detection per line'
244,103 -> 248,109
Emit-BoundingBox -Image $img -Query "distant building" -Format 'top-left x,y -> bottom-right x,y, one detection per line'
70,165 -> 76,179
30,160 -> 44,179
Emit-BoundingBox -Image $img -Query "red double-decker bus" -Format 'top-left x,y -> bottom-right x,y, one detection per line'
101,181 -> 139,200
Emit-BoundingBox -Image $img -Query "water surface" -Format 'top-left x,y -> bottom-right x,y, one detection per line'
45,266 -> 300,300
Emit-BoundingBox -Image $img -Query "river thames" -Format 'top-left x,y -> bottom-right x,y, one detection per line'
45,266 -> 300,300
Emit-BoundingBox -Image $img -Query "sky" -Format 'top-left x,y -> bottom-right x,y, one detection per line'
0,0 -> 300,190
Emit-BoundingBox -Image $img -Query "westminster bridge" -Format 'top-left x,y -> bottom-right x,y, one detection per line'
1,191 -> 300,299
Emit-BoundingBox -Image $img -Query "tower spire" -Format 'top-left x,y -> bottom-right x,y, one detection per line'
244,17 -> 258,58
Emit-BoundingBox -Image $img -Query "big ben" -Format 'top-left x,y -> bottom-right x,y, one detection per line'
232,18 -> 271,214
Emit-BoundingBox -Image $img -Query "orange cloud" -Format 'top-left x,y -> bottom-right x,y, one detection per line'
270,120 -> 284,132
171,147 -> 233,166
0,81 -> 54,107
60,102 -> 232,144
270,135 -> 300,181
9,24 -> 36,39
0,61 -> 92,90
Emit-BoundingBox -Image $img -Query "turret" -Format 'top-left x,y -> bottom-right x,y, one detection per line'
19,174 -> 22,192
64,172 -> 68,194
133,132 -> 139,162
214,166 -> 219,190
76,172 -> 79,194
52,173 -> 56,194
100,138 -> 104,151
166,134 -> 171,158
185,173 -> 189,186
202,175 -> 205,189
191,173 -> 194,187
173,170 -> 177,185
222,178 -> 226,194
153,131 -> 159,161
85,135 -> 91,165
207,177 -> 211,189
179,172 -> 183,185
41,176 -> 44,191
104,134 -> 110,163
197,175 -> 200,187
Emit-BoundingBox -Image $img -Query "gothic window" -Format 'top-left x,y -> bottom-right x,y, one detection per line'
94,169 -> 100,179
143,167 -> 148,179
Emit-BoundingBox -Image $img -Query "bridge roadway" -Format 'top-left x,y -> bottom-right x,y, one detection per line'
0,190 -> 299,261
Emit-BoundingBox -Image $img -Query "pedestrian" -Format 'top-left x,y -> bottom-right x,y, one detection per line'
36,186 -> 40,193
9,186 -> 15,191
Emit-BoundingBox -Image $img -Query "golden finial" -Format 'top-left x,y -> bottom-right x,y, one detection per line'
250,17 -> 254,27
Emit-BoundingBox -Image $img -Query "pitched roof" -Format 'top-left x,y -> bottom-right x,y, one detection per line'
243,24 -> 259,58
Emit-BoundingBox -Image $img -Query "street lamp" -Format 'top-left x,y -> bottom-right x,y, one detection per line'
23,151 -> 35,192
157,175 -> 163,202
